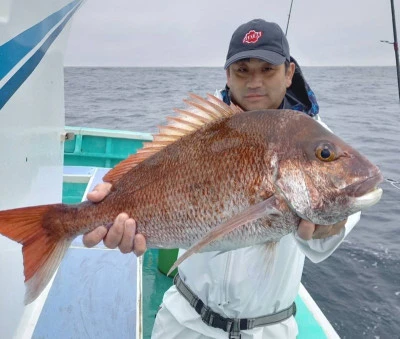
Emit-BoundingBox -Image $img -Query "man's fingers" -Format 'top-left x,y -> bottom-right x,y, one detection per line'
104,213 -> 129,249
312,219 -> 347,239
117,219 -> 147,256
82,226 -> 108,247
297,219 -> 315,240
133,234 -> 147,257
118,218 -> 136,254
82,210 -> 147,256
312,225 -> 329,239
86,182 -> 112,202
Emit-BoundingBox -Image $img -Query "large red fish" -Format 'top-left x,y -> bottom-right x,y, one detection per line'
0,94 -> 383,304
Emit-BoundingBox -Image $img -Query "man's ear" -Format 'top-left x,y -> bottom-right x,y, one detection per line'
226,68 -> 231,87
285,62 -> 295,88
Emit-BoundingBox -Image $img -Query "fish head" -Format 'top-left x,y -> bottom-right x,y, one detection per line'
273,112 -> 383,225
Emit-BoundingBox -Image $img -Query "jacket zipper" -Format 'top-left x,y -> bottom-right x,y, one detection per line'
222,251 -> 232,305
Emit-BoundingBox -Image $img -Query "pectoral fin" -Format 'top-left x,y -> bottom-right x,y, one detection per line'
167,196 -> 282,275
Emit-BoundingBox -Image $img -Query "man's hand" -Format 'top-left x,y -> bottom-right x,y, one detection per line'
297,219 -> 347,240
82,182 -> 147,256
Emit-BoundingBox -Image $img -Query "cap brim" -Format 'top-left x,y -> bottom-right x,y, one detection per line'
224,50 -> 287,69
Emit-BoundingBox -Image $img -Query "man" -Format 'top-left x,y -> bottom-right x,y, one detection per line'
83,19 -> 360,338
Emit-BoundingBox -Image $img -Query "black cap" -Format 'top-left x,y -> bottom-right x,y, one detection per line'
224,19 -> 290,69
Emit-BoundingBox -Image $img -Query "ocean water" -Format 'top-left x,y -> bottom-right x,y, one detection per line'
65,67 -> 400,338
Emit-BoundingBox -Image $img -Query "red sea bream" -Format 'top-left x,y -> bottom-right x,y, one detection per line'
0,94 -> 383,303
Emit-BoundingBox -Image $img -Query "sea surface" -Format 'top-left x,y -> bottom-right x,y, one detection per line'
65,67 -> 400,339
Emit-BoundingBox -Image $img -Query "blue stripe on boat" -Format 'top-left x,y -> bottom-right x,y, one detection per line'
0,0 -> 82,110
0,0 -> 80,80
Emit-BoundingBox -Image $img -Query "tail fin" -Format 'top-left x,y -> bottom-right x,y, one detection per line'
0,204 -> 72,304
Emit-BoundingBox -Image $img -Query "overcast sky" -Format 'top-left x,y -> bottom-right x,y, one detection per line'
65,0 -> 399,67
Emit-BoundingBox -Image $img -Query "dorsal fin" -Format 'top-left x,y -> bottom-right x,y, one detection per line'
102,93 -> 242,184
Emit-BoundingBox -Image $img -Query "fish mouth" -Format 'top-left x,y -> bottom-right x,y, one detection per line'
344,172 -> 384,197
343,172 -> 384,210
352,187 -> 383,210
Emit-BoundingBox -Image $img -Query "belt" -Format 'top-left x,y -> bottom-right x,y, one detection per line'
174,273 -> 296,339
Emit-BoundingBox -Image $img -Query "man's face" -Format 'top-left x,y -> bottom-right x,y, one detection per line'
226,58 -> 295,111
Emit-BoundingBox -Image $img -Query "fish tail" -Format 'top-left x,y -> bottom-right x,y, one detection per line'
0,204 -> 72,304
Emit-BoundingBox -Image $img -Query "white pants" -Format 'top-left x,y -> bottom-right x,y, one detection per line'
151,287 -> 298,339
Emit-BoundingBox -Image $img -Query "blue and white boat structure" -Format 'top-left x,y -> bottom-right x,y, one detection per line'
0,1 -> 339,338
0,1 -> 79,337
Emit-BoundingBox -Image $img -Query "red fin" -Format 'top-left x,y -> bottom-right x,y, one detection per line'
0,205 -> 71,304
167,197 -> 281,275
103,93 -> 242,184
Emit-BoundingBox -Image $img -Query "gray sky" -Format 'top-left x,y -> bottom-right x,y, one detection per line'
65,0 -> 399,67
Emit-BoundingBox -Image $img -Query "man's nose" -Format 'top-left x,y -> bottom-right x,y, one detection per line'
247,73 -> 263,88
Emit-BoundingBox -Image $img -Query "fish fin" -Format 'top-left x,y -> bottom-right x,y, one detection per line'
211,249 -> 232,258
212,241 -> 278,261
167,197 -> 282,275
211,241 -> 278,275
103,94 -> 242,184
0,205 -> 71,304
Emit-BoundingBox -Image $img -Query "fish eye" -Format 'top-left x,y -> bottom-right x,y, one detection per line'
315,144 -> 336,162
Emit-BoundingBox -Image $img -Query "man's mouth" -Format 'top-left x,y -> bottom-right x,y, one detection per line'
244,94 -> 266,101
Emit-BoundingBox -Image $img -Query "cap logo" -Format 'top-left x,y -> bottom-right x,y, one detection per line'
243,30 -> 263,44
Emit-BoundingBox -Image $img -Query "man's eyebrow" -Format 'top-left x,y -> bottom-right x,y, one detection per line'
233,58 -> 251,65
